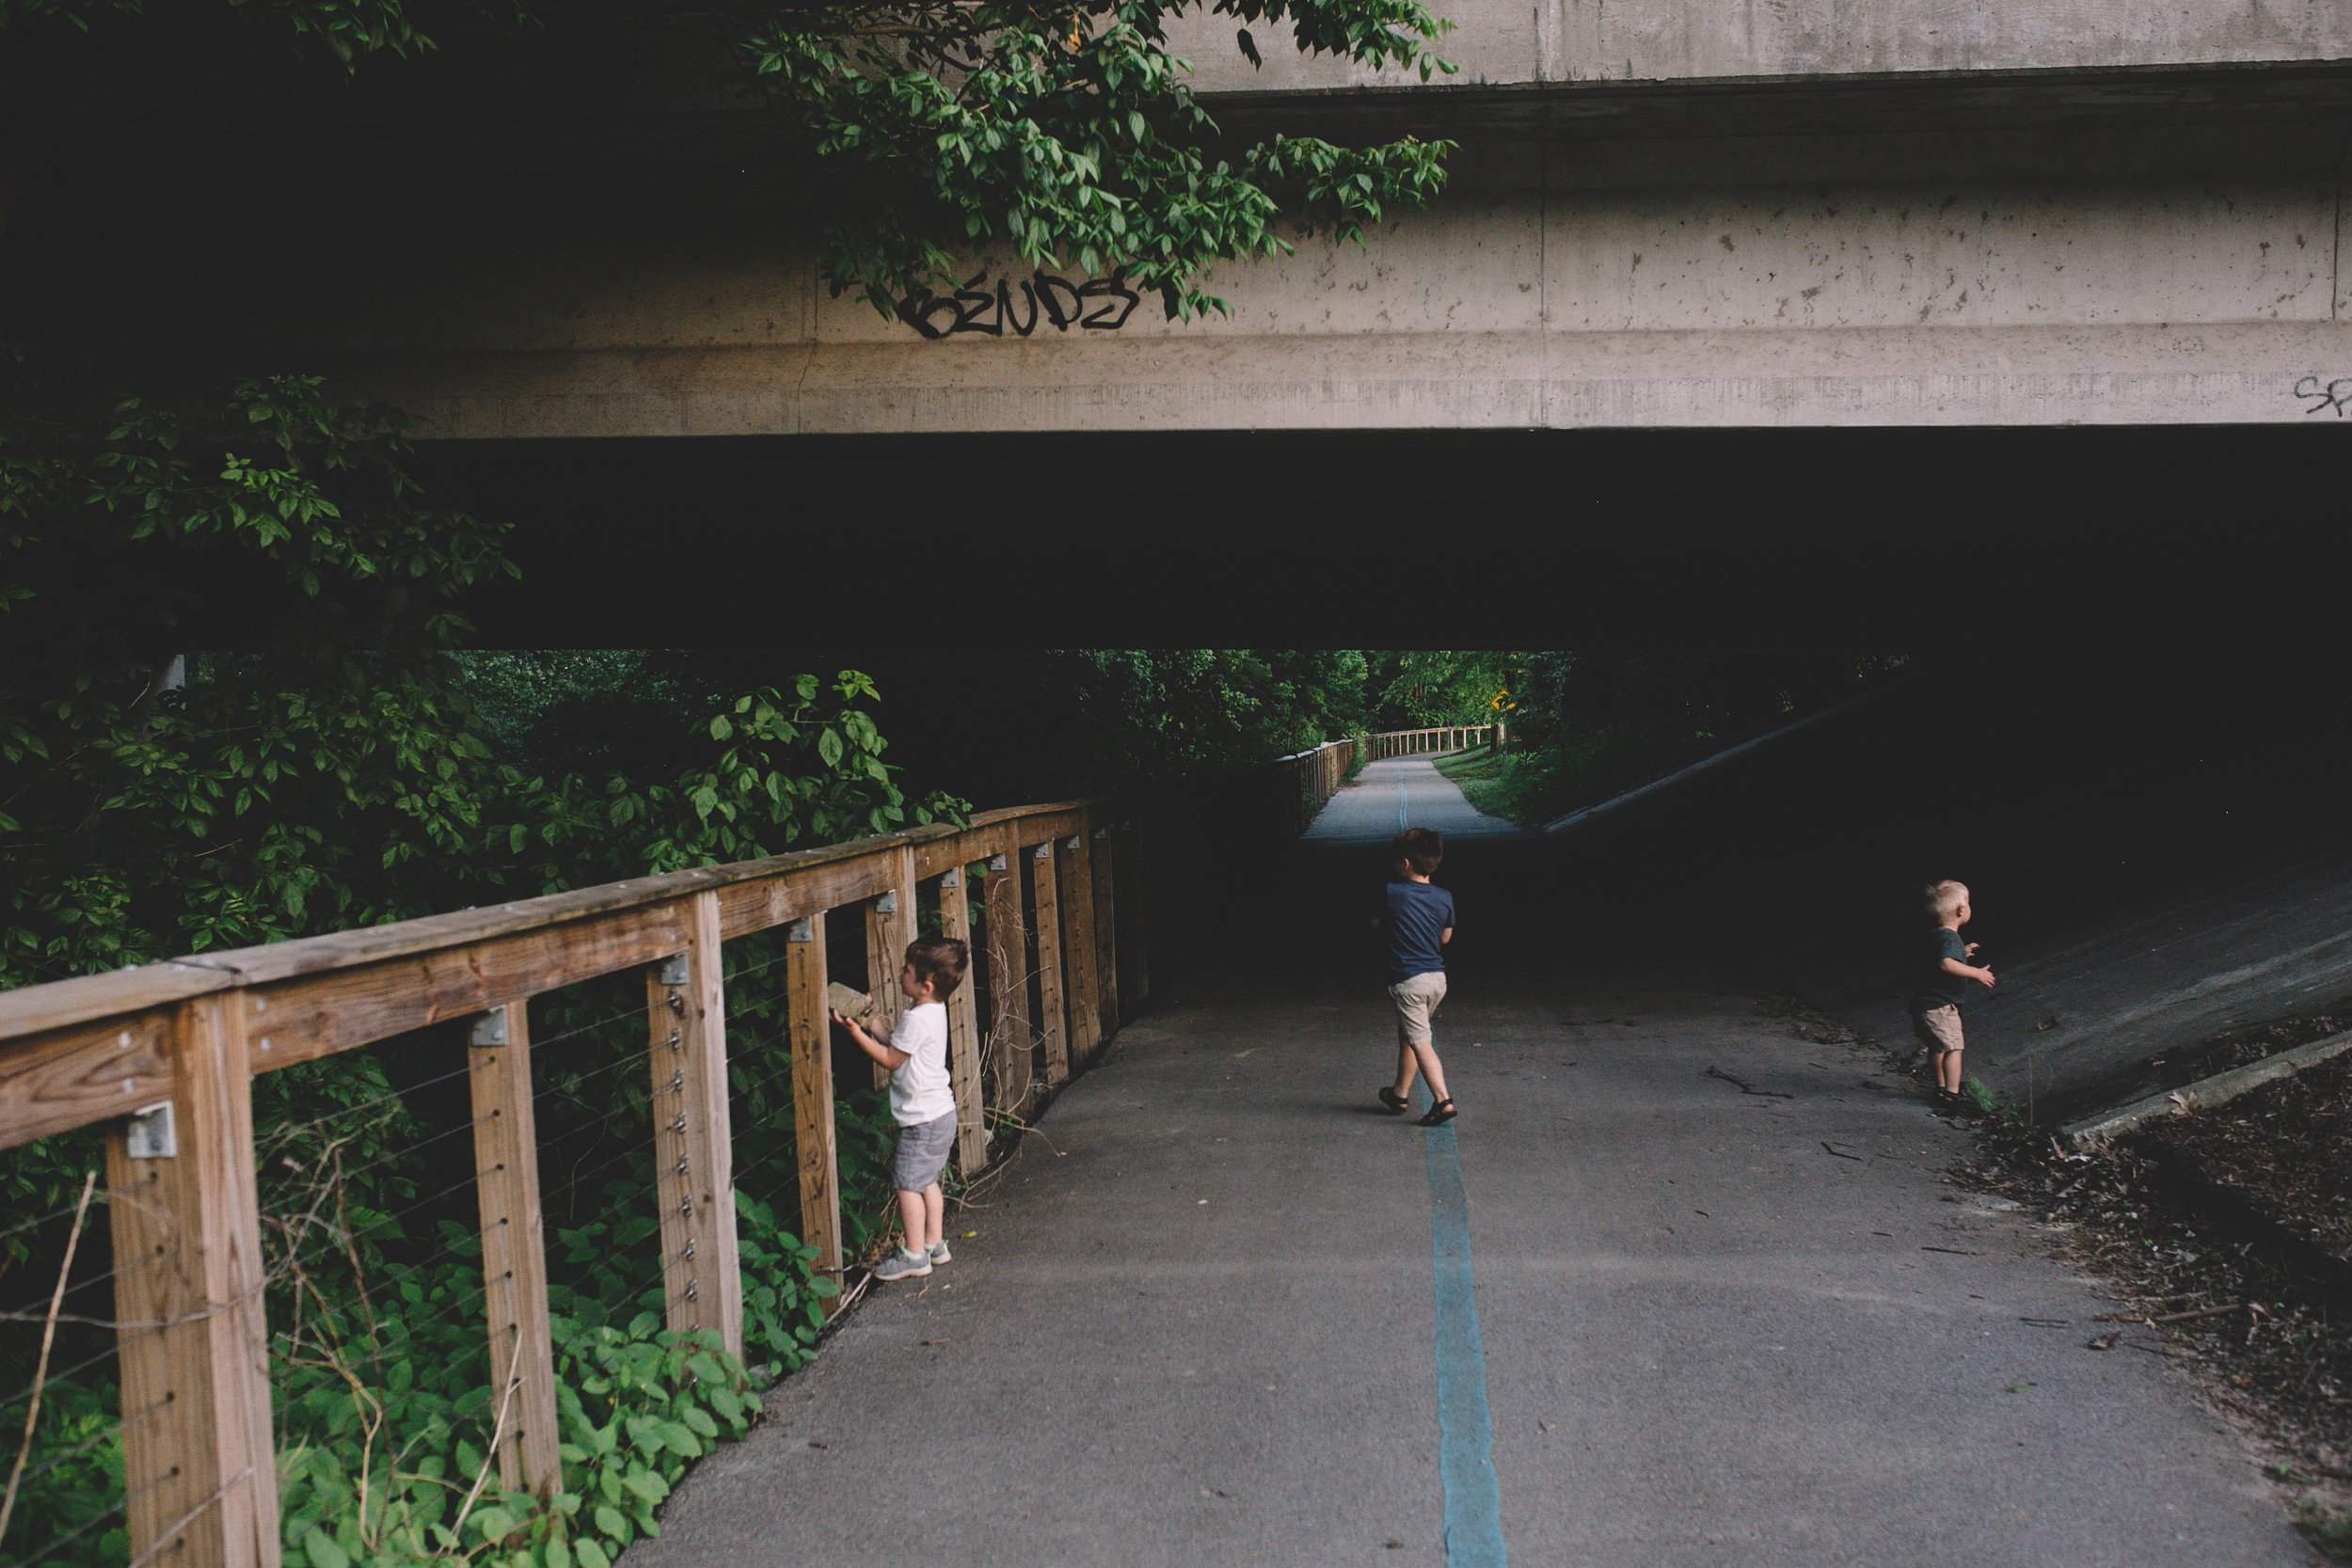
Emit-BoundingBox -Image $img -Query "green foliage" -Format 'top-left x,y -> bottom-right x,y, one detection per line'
2296,1502 -> 2352,1560
0,372 -> 968,1564
1025,648 -> 1372,794
1375,650 -> 1519,729
1437,651 -> 1912,826
539,1321 -> 755,1565
6,0 -> 1454,324
743,0 -> 1455,317
0,1379 -> 124,1567
0,370 -> 514,983
0,0 -> 454,60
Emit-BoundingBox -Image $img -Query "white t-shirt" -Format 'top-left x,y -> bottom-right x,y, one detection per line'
887,1002 -> 955,1126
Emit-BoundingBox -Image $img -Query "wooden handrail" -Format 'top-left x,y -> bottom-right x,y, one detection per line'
1359,723 -> 1502,761
0,804 -> 1097,1045
0,747 -> 1373,1568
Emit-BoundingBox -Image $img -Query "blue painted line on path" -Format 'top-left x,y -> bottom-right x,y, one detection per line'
1421,1089 -> 1509,1567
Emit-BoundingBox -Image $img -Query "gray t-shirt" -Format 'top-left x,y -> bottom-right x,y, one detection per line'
1910,927 -> 1972,1014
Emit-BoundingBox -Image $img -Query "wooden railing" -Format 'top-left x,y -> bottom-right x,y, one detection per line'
1363,724 -> 1502,759
0,739 -> 1361,1568
1279,738 -> 1357,834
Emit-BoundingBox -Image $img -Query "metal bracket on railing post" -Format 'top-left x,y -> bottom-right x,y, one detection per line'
469,1006 -> 509,1047
876,891 -> 898,914
940,867 -> 961,889
1061,836 -> 1080,851
987,853 -> 1008,871
125,1101 -> 177,1160
787,917 -> 815,942
1033,844 -> 1052,861
656,955 -> 689,987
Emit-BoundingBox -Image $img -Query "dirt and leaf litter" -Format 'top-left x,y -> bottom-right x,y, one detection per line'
1762,990 -> 1878,1048
1950,1041 -> 2352,1557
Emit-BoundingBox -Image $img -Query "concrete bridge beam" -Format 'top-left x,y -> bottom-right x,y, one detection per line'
4,4 -> 2347,436
344,122 -> 2352,437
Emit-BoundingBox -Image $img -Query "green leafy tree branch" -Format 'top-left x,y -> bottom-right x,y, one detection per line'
739,0 -> 1456,316
3,0 -> 1456,321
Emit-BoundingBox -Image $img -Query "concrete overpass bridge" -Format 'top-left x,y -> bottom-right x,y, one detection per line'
9,0 -> 2352,439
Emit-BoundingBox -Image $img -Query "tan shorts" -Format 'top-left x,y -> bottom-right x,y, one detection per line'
1390,971 -> 1448,1048
1912,1005 -> 1964,1055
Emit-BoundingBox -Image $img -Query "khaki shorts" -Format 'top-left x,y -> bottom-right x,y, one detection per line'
1912,1005 -> 1964,1055
1390,970 -> 1449,1048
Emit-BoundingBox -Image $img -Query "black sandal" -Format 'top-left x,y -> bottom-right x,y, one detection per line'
1419,1098 -> 1457,1127
1377,1087 -> 1411,1114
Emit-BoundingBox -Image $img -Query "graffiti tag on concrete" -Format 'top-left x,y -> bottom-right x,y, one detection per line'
898,270 -> 1141,339
2291,376 -> 2352,417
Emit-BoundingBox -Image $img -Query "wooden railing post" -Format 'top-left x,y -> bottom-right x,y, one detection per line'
1060,832 -> 1101,1069
107,990 -> 279,1568
982,851 -> 1032,1115
936,867 -> 988,1174
786,914 -> 844,1313
1089,819 -> 1118,1042
648,891 -> 741,1356
1030,840 -> 1070,1086
468,1000 -> 560,1497
864,847 -> 916,1089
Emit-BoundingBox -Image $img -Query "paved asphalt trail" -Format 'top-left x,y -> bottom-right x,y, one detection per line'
629,761 -> 2300,1568
1303,755 -> 1529,845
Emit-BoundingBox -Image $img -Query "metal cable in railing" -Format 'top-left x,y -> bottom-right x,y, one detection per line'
3,1402 -> 143,1501
8,1493 -> 126,1568
256,1056 -> 487,1150
532,1132 -> 665,1216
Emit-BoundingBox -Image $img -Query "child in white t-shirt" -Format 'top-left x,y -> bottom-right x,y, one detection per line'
833,934 -> 968,1280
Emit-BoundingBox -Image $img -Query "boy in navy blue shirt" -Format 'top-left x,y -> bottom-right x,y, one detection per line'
1912,879 -> 1994,1108
1373,828 -> 1459,1126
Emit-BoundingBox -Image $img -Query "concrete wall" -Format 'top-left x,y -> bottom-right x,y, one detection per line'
331,121 -> 2351,436
1169,0 -> 2352,93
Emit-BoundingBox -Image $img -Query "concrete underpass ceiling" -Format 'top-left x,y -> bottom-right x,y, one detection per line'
405,424 -> 2350,649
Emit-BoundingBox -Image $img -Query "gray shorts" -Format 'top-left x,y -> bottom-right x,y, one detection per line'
891,1112 -> 957,1192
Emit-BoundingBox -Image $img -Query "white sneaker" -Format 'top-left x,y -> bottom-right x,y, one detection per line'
872,1247 -> 932,1281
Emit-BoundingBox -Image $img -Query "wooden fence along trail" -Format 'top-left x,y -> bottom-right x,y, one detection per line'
0,731 -> 1475,1568
1362,725 -> 1502,760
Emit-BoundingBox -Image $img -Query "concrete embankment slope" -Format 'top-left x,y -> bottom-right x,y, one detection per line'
1539,652 -> 2352,1112
628,761 -> 2298,1568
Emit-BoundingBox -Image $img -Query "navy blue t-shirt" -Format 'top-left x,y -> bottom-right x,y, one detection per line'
1383,880 -> 1455,983
1910,927 -> 1972,1014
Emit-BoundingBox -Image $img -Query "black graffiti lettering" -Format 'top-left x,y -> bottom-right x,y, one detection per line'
900,267 -> 1146,336
1001,278 -> 1040,338
1032,272 -> 1085,331
1077,270 -> 1140,330
2292,375 -> 2352,417
895,288 -> 963,341
946,271 -> 998,336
